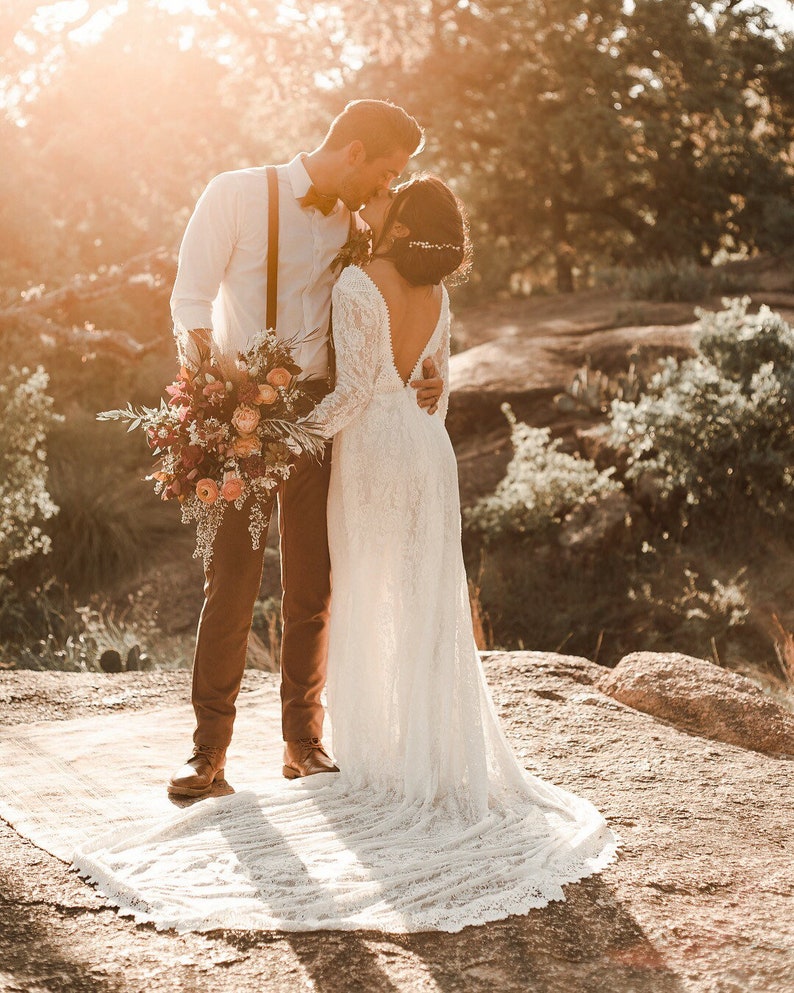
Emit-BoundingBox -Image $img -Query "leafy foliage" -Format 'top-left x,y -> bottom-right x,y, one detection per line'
465,405 -> 621,540
332,0 -> 794,295
0,364 -> 61,571
609,298 -> 794,519
621,259 -> 746,303
2,1 -> 793,300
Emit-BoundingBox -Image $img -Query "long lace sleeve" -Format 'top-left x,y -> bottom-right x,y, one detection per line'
432,295 -> 451,423
307,274 -> 382,438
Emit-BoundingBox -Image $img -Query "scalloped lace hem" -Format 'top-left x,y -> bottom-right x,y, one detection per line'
72,784 -> 621,934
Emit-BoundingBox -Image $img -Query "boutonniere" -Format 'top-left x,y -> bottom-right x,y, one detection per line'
330,228 -> 372,274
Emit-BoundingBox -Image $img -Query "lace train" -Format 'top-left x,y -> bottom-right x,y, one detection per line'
74,776 -> 618,933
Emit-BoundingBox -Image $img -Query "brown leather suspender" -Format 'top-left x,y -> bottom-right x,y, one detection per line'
266,165 -> 354,388
265,165 -> 279,331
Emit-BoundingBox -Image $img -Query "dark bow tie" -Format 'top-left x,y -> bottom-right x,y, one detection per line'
300,185 -> 337,216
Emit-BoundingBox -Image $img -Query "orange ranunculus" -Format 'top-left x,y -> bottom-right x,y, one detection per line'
195,478 -> 219,504
231,403 -> 261,436
256,384 -> 278,405
266,367 -> 292,389
233,434 -> 261,458
221,474 -> 245,501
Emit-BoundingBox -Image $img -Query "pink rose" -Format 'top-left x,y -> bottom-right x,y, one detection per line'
256,384 -> 278,405
231,404 -> 261,436
203,381 -> 227,398
221,473 -> 245,501
195,478 -> 219,504
266,367 -> 292,389
233,435 -> 262,458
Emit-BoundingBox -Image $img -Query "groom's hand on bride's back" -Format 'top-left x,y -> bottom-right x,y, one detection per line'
411,358 -> 443,415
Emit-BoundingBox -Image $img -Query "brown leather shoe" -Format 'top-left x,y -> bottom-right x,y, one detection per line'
283,738 -> 339,780
168,744 -> 227,798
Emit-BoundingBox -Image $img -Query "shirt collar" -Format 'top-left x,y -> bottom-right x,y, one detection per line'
286,153 -> 341,216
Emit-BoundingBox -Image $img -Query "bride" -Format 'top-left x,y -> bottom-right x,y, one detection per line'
73,176 -> 618,933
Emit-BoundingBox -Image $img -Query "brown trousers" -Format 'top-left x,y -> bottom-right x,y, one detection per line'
191,444 -> 333,749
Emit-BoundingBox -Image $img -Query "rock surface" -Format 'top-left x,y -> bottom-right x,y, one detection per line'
447,324 -> 698,438
1,653 -> 793,993
444,320 -> 701,508
599,651 -> 794,756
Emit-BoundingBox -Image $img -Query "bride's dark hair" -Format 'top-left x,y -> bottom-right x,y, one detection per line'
373,174 -> 472,286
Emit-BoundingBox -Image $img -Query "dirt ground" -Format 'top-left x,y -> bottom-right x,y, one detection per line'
1,653 -> 792,993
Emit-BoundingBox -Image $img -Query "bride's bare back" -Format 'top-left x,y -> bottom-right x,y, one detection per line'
364,258 -> 443,386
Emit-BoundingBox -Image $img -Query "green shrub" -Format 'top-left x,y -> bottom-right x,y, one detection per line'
609,298 -> 794,520
618,259 -> 750,303
624,259 -> 707,302
465,404 -> 621,540
0,580 -> 193,671
0,364 -> 62,571
42,411 -> 181,595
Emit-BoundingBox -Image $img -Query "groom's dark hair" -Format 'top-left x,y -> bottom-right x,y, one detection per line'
324,100 -> 424,159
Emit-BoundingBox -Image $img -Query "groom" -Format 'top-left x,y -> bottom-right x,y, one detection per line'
168,100 -> 443,797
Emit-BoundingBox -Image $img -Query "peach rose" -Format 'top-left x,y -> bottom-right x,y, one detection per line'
231,403 -> 261,436
233,434 -> 262,458
195,478 -> 219,504
266,367 -> 292,389
256,384 -> 278,405
221,474 -> 245,502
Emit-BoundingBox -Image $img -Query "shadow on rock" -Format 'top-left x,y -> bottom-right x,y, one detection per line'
399,874 -> 682,993
0,867 -> 124,993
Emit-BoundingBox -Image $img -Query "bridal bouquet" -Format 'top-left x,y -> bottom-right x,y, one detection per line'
98,330 -> 326,564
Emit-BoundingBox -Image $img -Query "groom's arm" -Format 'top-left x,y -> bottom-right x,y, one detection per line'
410,358 -> 444,415
171,172 -> 239,372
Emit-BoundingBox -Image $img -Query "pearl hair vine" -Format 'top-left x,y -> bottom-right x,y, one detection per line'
407,240 -> 461,250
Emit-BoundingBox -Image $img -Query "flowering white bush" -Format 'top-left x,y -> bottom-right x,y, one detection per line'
465,404 -> 621,540
0,365 -> 61,570
609,298 -> 794,517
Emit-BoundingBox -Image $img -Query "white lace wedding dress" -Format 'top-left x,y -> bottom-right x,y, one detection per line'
72,265 -> 618,933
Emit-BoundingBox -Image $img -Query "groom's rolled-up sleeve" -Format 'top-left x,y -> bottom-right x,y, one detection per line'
171,173 -> 240,348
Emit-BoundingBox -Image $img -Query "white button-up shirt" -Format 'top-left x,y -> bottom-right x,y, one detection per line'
171,154 -> 357,380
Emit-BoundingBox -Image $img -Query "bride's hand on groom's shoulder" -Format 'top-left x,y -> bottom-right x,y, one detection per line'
411,358 -> 443,415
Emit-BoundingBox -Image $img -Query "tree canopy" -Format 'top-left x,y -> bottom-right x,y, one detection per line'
2,0 -> 792,298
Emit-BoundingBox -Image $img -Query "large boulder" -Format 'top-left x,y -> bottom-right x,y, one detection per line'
447,323 -> 698,439
598,651 -> 794,756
